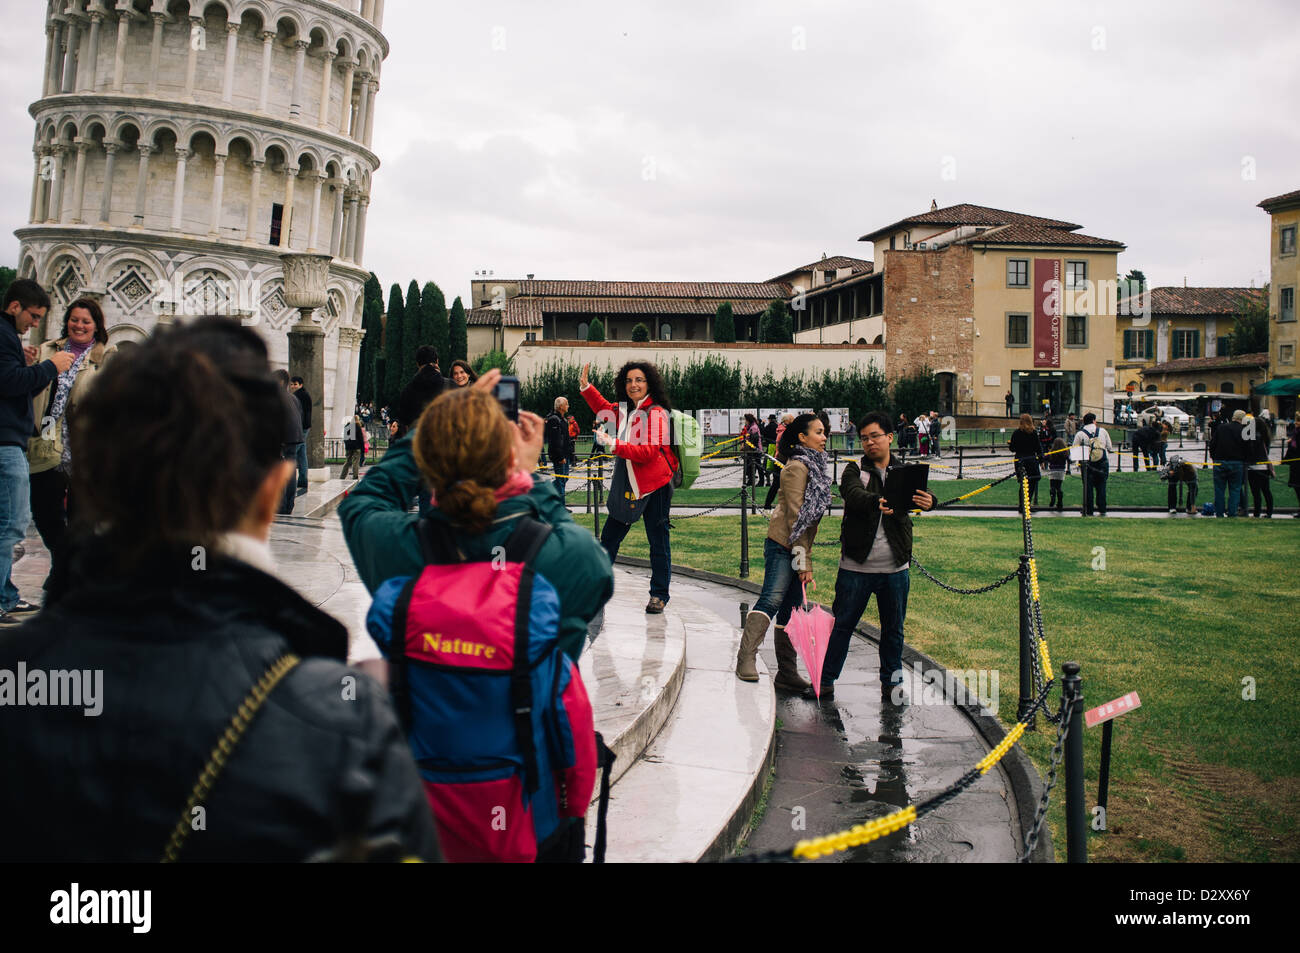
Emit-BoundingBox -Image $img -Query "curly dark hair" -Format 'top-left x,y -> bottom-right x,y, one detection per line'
776,412 -> 819,462
613,360 -> 671,411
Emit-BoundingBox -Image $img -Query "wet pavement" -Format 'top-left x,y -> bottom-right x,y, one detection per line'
668,573 -> 1024,862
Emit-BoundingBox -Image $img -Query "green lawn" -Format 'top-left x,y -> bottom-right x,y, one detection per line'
616,513 -> 1300,862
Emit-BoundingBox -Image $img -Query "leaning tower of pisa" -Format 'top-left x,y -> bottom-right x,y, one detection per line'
17,0 -> 388,438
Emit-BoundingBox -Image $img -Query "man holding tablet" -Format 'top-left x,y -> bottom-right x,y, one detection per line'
820,412 -> 935,701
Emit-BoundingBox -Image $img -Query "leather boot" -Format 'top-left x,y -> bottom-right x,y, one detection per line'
736,611 -> 769,682
773,626 -> 812,694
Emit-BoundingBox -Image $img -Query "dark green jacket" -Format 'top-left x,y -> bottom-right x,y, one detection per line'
838,455 -> 914,567
339,434 -> 614,660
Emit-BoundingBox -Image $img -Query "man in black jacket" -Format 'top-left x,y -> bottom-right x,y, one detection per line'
544,396 -> 575,498
820,412 -> 934,701
289,376 -> 311,495
1209,408 -> 1248,517
395,345 -> 447,438
0,280 -> 74,625
275,370 -> 304,514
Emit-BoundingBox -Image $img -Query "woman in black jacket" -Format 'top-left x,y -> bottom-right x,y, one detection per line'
1008,413 -> 1044,507
0,319 -> 439,863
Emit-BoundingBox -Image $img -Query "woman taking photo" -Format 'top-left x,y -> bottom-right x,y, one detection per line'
579,360 -> 678,613
28,297 -> 116,572
448,359 -> 477,388
0,318 -> 439,862
736,413 -> 828,693
1008,413 -> 1044,507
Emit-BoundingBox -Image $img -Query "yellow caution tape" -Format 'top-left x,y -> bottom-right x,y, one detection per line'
792,805 -> 918,860
1039,639 -> 1053,681
976,721 -> 1026,774
1028,557 -> 1040,602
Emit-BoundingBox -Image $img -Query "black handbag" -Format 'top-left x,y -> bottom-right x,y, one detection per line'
606,457 -> 650,524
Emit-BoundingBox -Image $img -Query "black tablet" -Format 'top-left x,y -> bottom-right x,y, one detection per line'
884,463 -> 929,512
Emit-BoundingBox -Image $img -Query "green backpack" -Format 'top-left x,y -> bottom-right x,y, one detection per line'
663,409 -> 701,490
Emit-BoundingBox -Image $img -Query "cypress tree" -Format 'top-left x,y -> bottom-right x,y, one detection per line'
586,318 -> 606,342
382,283 -> 405,409
449,296 -> 468,363
421,281 -> 449,367
631,322 -> 650,342
713,301 -> 736,343
357,273 -> 384,406
403,279 -> 422,384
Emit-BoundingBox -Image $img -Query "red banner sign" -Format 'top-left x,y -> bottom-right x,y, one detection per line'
1034,258 -> 1061,368
1085,691 -> 1142,728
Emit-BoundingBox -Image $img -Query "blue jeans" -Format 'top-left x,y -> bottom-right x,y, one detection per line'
0,446 -> 33,611
753,537 -> 805,627
552,458 -> 569,498
296,429 -> 309,491
280,444 -> 302,514
599,481 -> 672,602
823,567 -> 910,687
1213,460 -> 1245,517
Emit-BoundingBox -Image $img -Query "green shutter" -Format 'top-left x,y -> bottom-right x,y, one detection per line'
1145,329 -> 1154,358
1192,330 -> 1200,358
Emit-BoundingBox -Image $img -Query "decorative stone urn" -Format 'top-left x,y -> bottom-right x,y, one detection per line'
280,252 -> 333,469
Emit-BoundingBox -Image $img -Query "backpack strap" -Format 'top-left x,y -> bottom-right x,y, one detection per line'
504,517 -> 553,795
387,574 -> 420,735
592,731 -> 615,864
416,517 -> 462,565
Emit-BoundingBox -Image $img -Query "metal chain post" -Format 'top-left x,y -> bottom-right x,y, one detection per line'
1062,661 -> 1087,863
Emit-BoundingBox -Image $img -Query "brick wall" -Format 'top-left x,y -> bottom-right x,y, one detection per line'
881,245 -> 974,388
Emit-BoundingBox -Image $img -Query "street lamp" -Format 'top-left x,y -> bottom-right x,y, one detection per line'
280,251 -> 332,470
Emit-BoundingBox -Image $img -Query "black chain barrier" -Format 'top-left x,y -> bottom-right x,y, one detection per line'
1020,691 -> 1076,861
910,554 -> 1019,595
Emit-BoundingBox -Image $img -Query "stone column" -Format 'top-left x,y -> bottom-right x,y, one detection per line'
289,39 -> 309,119
353,194 -> 369,266
221,21 -> 239,103
84,11 -> 104,92
257,30 -> 274,111
363,77 -> 378,146
208,152 -> 227,237
69,139 -> 91,224
246,158 -> 264,242
132,143 -> 153,224
342,191 -> 357,261
112,7 -> 130,92
280,164 -> 298,247
281,252 -> 333,469
146,12 -> 163,93
31,149 -> 46,223
42,24 -> 56,97
349,328 -> 365,415
183,16 -> 202,99
317,50 -> 336,128
329,179 -> 344,255
61,17 -> 81,93
333,327 -> 356,431
48,145 -> 68,222
307,171 -> 325,251
99,141 -> 120,224
353,71 -> 372,141
337,59 -> 356,135
171,147 -> 190,231
361,0 -> 375,19
375,0 -> 386,29
47,20 -> 66,96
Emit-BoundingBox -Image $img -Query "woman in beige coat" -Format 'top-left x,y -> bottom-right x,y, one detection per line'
29,297 -> 117,569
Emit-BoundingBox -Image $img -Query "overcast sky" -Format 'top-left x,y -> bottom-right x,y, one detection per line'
2,0 -> 1296,302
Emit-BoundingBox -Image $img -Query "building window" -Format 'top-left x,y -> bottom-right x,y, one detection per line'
1123,329 -> 1154,360
525,332 -> 537,342
889,235 -> 896,250
609,326 -> 617,340
1006,258 -> 1029,287
1282,287 -> 1296,322
1172,329 -> 1200,359
1145,384 -> 1158,392
1193,383 -> 1207,392
576,321 -> 588,339
269,203 -> 283,245
1065,260 -> 1088,289
1065,315 -> 1087,347
1280,343 -> 1296,365
1220,381 -> 1234,393
660,322 -> 672,340
1006,313 -> 1029,347
1282,226 -> 1297,256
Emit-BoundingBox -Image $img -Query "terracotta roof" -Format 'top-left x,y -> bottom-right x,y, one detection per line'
954,222 -> 1125,249
1258,189 -> 1300,212
1119,287 -> 1266,316
768,256 -> 873,283
468,293 -> 772,328
858,203 -> 1082,243
1145,352 -> 1269,375
518,280 -> 785,299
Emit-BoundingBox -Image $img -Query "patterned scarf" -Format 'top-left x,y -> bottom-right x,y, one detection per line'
50,344 -> 91,472
786,445 -> 830,547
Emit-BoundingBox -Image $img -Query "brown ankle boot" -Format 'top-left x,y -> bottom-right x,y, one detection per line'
736,611 -> 769,682
773,626 -> 811,694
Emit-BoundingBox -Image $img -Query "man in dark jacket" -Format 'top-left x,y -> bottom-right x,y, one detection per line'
395,345 -> 447,437
0,280 -> 73,625
820,412 -> 934,701
289,376 -> 311,495
544,396 -> 575,498
275,370 -> 304,514
1209,408 -> 1248,517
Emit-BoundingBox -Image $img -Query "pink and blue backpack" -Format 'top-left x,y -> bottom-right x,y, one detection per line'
366,516 -> 612,863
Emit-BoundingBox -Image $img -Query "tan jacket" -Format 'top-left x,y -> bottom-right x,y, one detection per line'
766,458 -> 820,555
31,338 -> 117,429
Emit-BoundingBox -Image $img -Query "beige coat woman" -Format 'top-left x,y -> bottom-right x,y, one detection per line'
32,338 -> 117,431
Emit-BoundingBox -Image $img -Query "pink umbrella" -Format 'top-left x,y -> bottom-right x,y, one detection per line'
783,582 -> 835,697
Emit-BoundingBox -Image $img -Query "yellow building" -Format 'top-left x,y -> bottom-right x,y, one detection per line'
855,203 -> 1126,419
1256,189 -> 1300,417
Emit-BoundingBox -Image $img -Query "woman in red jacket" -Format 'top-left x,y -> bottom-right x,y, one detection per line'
579,360 -> 677,613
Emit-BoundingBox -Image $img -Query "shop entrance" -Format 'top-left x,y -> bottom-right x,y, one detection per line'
1014,370 -> 1080,417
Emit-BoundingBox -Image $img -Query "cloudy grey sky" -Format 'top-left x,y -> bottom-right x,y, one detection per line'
2,0 -> 1296,301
